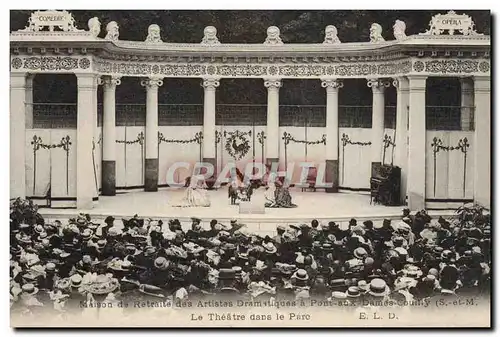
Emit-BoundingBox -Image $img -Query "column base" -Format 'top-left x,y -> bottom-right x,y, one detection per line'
77,197 -> 94,210
325,160 -> 339,193
202,157 -> 217,189
145,158 -> 159,192
408,192 -> 425,211
101,160 -> 116,196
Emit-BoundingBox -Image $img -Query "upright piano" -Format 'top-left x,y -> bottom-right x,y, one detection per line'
370,165 -> 401,206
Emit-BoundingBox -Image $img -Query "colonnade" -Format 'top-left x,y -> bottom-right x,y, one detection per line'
9,73 -> 491,210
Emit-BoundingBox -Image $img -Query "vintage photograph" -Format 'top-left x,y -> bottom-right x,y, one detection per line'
9,9 -> 491,327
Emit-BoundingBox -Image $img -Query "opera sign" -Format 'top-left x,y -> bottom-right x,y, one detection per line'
21,10 -> 80,32
423,10 -> 479,36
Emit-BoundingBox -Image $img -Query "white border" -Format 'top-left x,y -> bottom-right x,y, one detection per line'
1,2 -> 497,336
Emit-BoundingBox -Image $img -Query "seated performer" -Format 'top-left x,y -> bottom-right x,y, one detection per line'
173,175 -> 211,207
264,180 -> 277,208
264,175 -> 297,208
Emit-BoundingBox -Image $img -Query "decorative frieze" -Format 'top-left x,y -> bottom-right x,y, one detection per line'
425,60 -> 479,74
10,54 -> 489,77
278,65 -> 324,77
17,56 -> 91,71
216,64 -> 267,76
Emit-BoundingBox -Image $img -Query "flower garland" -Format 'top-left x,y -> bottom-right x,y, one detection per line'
341,133 -> 372,147
282,132 -> 326,145
30,135 -> 72,196
158,131 -> 203,145
224,130 -> 251,160
31,135 -> 72,152
116,132 -> 144,145
431,137 -> 470,197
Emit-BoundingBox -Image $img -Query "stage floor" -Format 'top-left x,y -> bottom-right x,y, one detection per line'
39,188 -> 453,236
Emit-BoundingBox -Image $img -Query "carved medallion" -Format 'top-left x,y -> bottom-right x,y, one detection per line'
11,58 -> 23,69
479,61 -> 490,73
79,58 -> 90,69
413,61 -> 425,72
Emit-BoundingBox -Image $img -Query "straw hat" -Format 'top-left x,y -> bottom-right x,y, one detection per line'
346,286 -> 361,298
154,257 -> 170,270
81,229 -> 93,240
45,262 -> 57,272
357,280 -> 370,293
21,283 -> 39,296
368,278 -> 390,297
353,247 -> 368,259
263,242 -> 277,254
70,274 -> 83,288
97,240 -> 107,249
293,269 -> 309,281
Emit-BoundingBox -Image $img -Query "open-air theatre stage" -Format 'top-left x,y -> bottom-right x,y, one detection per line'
38,188 -> 454,236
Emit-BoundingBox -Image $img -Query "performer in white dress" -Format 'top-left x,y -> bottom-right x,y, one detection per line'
173,175 -> 211,207
264,174 -> 277,207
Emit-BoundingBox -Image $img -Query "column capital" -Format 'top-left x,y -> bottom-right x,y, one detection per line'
407,75 -> 428,92
10,72 -> 27,89
264,78 -> 282,89
101,75 -> 122,89
76,73 -> 100,90
202,78 -> 220,89
321,79 -> 344,91
367,78 -> 391,91
141,77 -> 164,88
473,76 -> 490,92
25,74 -> 35,89
392,77 -> 409,91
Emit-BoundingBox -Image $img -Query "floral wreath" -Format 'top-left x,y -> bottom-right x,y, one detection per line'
225,131 -> 250,160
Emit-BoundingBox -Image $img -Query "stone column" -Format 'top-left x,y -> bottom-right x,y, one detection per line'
264,79 -> 282,168
202,78 -> 220,170
141,77 -> 163,192
407,75 -> 427,211
25,74 -> 34,129
367,78 -> 390,174
321,79 -> 343,193
76,74 -> 99,209
101,76 -> 121,196
460,77 -> 474,131
393,77 -> 409,204
473,76 -> 490,208
10,72 -> 27,200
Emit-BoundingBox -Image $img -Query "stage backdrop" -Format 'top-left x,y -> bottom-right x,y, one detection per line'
425,131 -> 474,201
25,128 -> 101,207
24,127 -> 475,206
